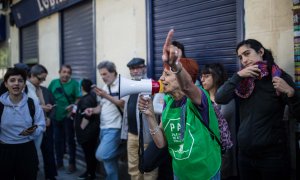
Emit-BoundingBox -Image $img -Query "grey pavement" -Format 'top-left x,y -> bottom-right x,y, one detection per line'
36,148 -> 129,180
36,149 -> 98,180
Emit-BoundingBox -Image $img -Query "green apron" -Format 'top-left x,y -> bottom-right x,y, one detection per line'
162,92 -> 221,180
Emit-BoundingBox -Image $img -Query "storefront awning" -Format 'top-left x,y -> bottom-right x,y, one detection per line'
11,0 -> 84,27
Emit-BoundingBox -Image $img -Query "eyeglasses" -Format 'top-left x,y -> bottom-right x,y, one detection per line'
36,75 -> 46,82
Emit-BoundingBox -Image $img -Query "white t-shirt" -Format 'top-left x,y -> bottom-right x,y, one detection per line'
26,81 -> 40,103
100,77 -> 124,129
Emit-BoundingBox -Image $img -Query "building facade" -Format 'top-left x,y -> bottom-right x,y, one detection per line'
0,0 -> 295,86
0,0 -> 298,177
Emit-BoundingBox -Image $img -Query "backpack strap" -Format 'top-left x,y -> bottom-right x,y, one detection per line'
0,98 -> 35,125
0,102 -> 3,124
27,98 -> 35,126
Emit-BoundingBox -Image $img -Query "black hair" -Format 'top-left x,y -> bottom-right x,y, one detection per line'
201,63 -> 228,89
0,82 -> 7,96
59,64 -> 72,74
172,40 -> 186,58
236,39 -> 274,75
0,67 -> 27,96
4,67 -> 27,82
81,79 -> 93,93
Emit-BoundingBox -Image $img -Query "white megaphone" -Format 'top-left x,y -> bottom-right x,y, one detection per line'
118,75 -> 164,99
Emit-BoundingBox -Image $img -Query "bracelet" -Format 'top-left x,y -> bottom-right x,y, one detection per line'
149,126 -> 160,135
170,63 -> 182,74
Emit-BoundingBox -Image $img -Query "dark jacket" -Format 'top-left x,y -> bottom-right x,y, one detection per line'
41,86 -> 56,121
75,93 -> 100,144
215,72 -> 300,156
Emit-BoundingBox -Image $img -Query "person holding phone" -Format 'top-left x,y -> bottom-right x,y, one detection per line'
27,64 -> 58,180
0,67 -> 45,180
84,61 -> 125,180
75,79 -> 100,180
48,64 -> 81,173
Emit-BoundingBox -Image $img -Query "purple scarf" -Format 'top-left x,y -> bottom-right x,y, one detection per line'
235,61 -> 282,98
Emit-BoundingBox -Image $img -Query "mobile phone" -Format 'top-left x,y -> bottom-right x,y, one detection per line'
19,125 -> 38,135
26,125 -> 38,131
52,104 -> 57,107
91,84 -> 97,88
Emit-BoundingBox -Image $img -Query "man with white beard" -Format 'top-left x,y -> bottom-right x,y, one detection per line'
121,58 -> 158,180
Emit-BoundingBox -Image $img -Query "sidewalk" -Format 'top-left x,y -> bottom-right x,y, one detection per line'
37,151 -> 96,180
36,149 -> 129,180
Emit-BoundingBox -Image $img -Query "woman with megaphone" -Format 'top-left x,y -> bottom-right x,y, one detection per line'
138,29 -> 222,180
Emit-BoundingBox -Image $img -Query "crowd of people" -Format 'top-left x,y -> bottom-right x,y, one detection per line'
0,29 -> 299,180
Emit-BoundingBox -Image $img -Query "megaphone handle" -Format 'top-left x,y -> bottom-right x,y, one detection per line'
140,93 -> 151,100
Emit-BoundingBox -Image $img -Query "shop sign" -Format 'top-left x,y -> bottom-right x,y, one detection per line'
11,0 -> 84,27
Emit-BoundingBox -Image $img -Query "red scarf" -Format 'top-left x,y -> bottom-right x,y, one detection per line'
235,61 -> 282,98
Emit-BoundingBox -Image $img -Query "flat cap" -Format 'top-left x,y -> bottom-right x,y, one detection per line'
127,58 -> 145,68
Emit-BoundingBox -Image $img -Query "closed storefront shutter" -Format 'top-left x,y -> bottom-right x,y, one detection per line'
61,0 -> 95,82
147,0 -> 243,79
20,23 -> 38,64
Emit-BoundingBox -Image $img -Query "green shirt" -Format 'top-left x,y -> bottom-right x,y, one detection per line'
48,79 -> 80,121
162,91 -> 221,180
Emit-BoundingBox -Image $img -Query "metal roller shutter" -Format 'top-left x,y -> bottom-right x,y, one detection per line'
20,23 -> 38,64
61,0 -> 95,82
147,0 -> 244,79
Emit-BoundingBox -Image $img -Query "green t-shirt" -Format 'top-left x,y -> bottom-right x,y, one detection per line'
48,79 -> 80,121
162,91 -> 221,180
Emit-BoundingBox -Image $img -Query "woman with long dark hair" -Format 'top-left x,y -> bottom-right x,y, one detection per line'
215,39 -> 300,180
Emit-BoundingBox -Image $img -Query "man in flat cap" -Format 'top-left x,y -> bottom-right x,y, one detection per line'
126,58 -> 147,80
121,58 -> 158,180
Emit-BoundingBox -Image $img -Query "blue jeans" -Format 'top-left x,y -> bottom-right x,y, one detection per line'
174,170 -> 220,180
211,170 -> 220,180
34,133 -> 43,149
53,117 -> 76,165
95,128 -> 121,180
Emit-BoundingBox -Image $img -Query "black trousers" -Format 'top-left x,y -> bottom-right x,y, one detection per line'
0,141 -> 38,180
53,117 -> 76,165
238,150 -> 290,180
41,124 -> 58,179
142,140 -> 173,180
80,135 -> 98,176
